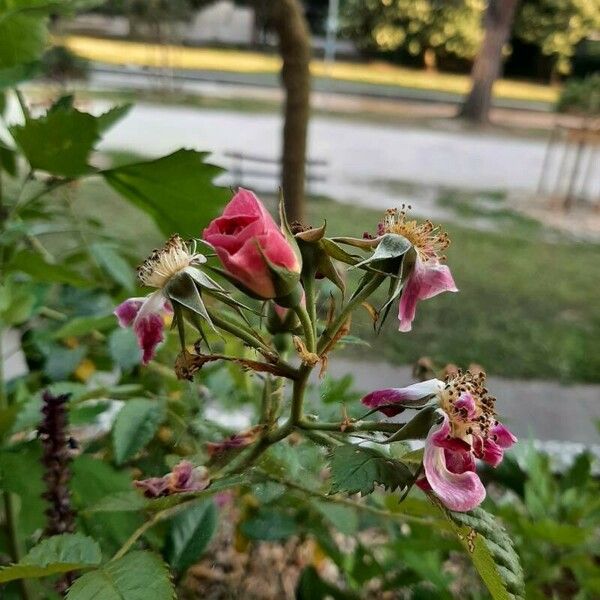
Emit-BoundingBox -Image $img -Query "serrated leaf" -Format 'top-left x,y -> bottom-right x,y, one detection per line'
11,106 -> 99,176
441,505 -> 524,600
66,551 -> 175,600
329,445 -> 413,496
112,399 -> 162,465
0,533 -> 101,583
164,500 -> 218,573
102,149 -> 229,239
90,242 -> 135,290
96,104 -> 132,134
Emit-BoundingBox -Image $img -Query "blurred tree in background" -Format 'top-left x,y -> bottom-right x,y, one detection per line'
460,0 -> 520,123
342,0 -> 485,69
515,0 -> 600,78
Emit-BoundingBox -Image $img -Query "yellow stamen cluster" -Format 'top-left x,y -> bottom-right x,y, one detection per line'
137,234 -> 203,288
381,207 -> 450,262
439,370 -> 497,439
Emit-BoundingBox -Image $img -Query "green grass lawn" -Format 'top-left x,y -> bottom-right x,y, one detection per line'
71,173 -> 600,383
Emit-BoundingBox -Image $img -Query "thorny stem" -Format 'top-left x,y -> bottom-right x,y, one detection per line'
294,303 -> 315,353
258,469 -> 435,526
317,273 -> 385,355
298,418 -> 405,433
208,310 -> 275,357
302,264 -> 318,343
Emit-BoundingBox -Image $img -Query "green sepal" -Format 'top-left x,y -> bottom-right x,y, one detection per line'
351,234 -> 412,274
255,241 -> 302,300
381,405 -> 439,444
296,222 -> 346,294
266,302 -> 302,336
164,270 -> 215,332
376,246 -> 417,332
278,194 -> 303,271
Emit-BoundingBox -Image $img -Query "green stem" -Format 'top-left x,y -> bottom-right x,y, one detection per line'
289,365 -> 311,425
302,265 -> 317,342
208,311 -> 273,356
317,273 -> 385,355
15,89 -> 30,121
298,418 -> 405,433
294,304 -> 316,353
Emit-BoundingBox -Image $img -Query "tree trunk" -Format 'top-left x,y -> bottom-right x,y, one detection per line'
459,0 -> 519,123
270,0 -> 311,223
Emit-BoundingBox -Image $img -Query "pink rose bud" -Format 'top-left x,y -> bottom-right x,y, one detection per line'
203,188 -> 301,299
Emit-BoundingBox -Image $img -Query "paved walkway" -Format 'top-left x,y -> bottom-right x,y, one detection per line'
83,100 -> 600,216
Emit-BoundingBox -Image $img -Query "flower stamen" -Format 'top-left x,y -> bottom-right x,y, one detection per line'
137,234 -> 206,288
380,206 -> 450,262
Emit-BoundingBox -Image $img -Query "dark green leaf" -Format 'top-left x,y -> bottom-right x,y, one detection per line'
329,445 -> 413,496
0,13 -> 47,70
164,500 -> 218,573
0,444 -> 46,536
112,399 -> 162,465
96,103 -> 132,134
0,61 -> 41,90
102,149 -> 229,239
52,314 -> 115,339
0,138 -> 16,175
443,506 -> 524,600
71,456 -> 144,555
11,106 -> 98,176
296,566 -> 359,600
7,250 -> 93,287
66,551 -> 175,600
0,533 -> 101,583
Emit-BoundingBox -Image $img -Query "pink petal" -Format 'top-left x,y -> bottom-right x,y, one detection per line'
454,392 -> 477,420
472,434 -> 503,467
361,379 -> 444,416
423,413 -> 485,512
114,298 -> 144,327
429,411 -> 471,452
134,312 -> 165,365
398,257 -> 458,332
491,422 -> 517,449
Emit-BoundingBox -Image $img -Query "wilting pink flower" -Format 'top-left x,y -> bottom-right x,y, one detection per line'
115,293 -> 171,365
206,426 -> 262,457
362,371 -> 516,512
397,257 -> 458,332
134,460 -> 210,498
378,208 -> 457,332
114,235 -> 206,364
203,188 -> 300,299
